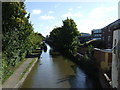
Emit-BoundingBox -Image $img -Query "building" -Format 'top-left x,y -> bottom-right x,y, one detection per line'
80,33 -> 91,36
102,19 -> 120,49
92,29 -> 102,40
78,33 -> 92,43
102,26 -> 113,49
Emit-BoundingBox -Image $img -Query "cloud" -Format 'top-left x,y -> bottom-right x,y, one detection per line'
62,12 -> 82,18
74,6 -> 117,34
46,26 -> 53,30
78,19 -> 113,34
54,4 -> 61,8
48,11 -> 54,14
77,6 -> 81,9
68,8 -> 73,11
62,12 -> 72,18
32,9 -> 41,15
89,6 -> 117,19
74,12 -> 82,17
54,21 -> 63,27
40,15 -> 55,20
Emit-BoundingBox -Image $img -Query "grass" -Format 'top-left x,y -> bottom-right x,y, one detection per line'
2,48 -> 42,84
19,58 -> 37,80
2,58 -> 27,84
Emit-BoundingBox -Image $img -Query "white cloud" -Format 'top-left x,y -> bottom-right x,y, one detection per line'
62,12 -> 82,18
32,9 -> 41,15
62,12 -> 72,18
48,11 -> 54,14
74,5 -> 117,34
46,26 -> 53,30
76,15 -> 117,34
105,6 -> 117,12
77,6 -> 81,9
90,8 -> 104,19
54,21 -> 63,27
89,6 -> 117,19
40,15 -> 55,20
74,12 -> 82,17
54,4 -> 61,8
68,8 -> 73,11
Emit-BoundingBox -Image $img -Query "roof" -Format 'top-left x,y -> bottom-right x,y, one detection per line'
102,19 -> 120,31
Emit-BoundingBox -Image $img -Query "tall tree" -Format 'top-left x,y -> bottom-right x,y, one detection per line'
49,18 -> 80,56
2,2 -> 43,82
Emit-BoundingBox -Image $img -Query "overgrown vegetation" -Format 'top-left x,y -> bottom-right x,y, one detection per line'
77,45 -> 99,76
47,18 -> 99,76
48,18 -> 80,57
2,2 -> 43,83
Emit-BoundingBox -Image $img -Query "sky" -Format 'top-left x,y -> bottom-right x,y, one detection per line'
25,1 -> 119,37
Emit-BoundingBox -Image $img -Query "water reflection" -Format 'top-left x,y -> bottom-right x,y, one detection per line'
49,48 -> 60,58
56,75 -> 75,84
21,44 -> 100,88
43,44 -> 47,52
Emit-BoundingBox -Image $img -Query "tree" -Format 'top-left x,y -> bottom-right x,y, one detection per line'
2,2 -> 43,82
49,18 -> 80,56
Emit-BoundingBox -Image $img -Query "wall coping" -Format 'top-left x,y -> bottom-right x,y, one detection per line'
94,48 -> 112,53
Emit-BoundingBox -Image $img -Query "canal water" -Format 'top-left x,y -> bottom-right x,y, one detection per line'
21,44 -> 100,88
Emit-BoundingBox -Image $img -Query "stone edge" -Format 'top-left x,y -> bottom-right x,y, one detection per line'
14,58 -> 38,88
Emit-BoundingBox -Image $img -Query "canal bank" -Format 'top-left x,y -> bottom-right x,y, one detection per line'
21,44 -> 101,88
2,48 -> 42,88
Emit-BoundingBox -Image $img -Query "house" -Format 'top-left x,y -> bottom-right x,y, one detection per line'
78,33 -> 92,43
91,29 -> 102,40
93,19 -> 120,88
102,25 -> 113,49
101,19 -> 120,49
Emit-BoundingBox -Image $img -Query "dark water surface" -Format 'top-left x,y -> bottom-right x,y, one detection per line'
21,44 -> 100,88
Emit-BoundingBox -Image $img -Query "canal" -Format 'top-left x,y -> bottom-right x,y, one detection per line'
21,44 -> 101,88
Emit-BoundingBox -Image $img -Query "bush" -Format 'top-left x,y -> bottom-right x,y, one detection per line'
78,45 -> 99,76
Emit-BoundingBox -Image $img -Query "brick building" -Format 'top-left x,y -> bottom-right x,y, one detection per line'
78,33 -> 92,43
92,29 -> 102,40
102,19 -> 120,49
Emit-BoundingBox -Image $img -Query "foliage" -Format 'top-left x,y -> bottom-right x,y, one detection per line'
79,45 -> 99,76
49,18 -> 80,56
2,2 -> 43,83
